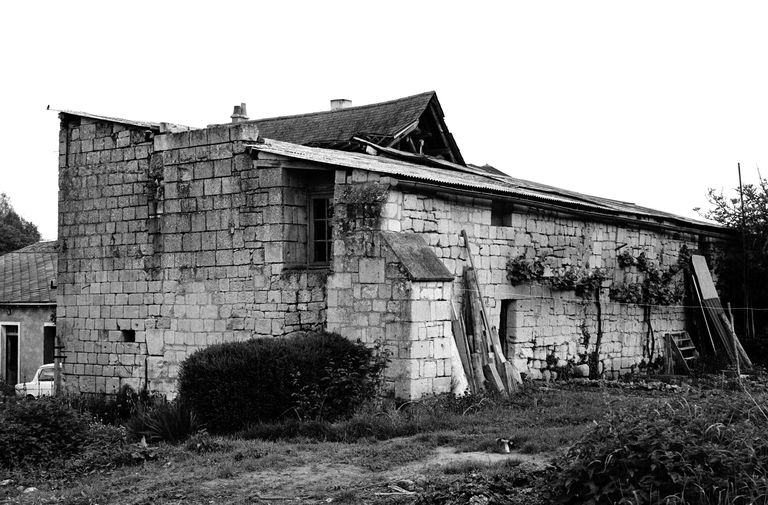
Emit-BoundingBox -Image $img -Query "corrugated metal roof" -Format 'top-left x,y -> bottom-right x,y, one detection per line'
0,241 -> 57,304
248,138 -> 721,231
53,108 -> 163,130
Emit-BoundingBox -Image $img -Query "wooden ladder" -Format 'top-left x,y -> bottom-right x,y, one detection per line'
664,331 -> 698,374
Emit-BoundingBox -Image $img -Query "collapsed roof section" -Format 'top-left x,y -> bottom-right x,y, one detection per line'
240,91 -> 465,165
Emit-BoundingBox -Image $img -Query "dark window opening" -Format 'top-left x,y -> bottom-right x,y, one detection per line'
310,196 -> 333,264
2,325 -> 19,385
43,326 -> 56,364
121,329 -> 136,343
491,202 -> 512,227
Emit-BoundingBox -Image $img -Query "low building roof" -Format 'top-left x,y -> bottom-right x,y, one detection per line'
0,241 -> 57,305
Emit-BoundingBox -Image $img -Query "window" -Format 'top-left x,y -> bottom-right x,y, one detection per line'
39,368 -> 54,382
43,325 -> 56,364
309,196 -> 333,263
121,329 -> 136,343
491,202 -> 512,227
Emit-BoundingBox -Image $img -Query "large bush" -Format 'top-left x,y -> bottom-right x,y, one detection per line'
0,397 -> 92,469
552,392 -> 768,504
177,332 -> 388,433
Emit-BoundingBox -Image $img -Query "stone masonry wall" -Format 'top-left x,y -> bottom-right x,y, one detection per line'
58,118 -> 329,395
386,186 -> 707,376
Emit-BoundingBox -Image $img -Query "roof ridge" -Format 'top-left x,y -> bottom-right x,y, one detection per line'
243,91 -> 436,125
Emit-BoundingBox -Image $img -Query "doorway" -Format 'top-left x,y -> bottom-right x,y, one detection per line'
1,324 -> 19,385
498,300 -> 517,357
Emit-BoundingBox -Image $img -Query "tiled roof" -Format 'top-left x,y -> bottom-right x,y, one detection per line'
243,92 -> 437,146
248,139 -> 724,234
0,241 -> 57,304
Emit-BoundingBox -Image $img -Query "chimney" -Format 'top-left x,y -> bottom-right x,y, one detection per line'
230,103 -> 249,123
330,99 -> 352,111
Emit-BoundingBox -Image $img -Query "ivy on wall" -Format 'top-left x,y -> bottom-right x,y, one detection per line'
332,183 -> 388,234
505,256 -> 606,298
608,246 -> 691,306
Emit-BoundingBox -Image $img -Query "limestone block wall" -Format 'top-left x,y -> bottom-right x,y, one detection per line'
58,118 -> 329,395
389,186 -> 711,376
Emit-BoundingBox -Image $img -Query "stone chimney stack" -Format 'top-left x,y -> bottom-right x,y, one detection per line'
330,99 -> 352,111
230,103 -> 249,122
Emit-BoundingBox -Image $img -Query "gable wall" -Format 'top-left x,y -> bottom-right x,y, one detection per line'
57,120 -> 328,395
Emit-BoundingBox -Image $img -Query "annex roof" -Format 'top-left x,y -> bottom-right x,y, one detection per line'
248,138 -> 723,234
0,241 -> 57,305
53,108 -> 162,130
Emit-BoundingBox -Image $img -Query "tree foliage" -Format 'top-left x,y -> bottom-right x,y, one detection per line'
0,192 -> 41,255
697,177 -> 768,336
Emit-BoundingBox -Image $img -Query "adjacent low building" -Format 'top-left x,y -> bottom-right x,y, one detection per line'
0,241 -> 58,386
55,93 -> 728,398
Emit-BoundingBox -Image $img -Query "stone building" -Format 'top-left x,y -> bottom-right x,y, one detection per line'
55,93 -> 727,398
0,241 -> 58,386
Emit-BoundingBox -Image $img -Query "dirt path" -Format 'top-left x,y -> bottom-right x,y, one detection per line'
197,447 -> 553,503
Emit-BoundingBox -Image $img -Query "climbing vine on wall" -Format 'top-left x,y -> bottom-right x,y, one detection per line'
608,246 -> 690,306
506,255 -> 606,298
333,183 -> 388,234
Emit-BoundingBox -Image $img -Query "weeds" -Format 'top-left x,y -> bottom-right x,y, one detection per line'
125,398 -> 199,443
551,390 -> 768,504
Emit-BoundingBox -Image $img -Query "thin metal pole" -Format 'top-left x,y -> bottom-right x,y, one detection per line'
737,163 -> 752,339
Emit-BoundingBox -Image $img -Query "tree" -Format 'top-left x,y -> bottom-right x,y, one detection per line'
696,177 -> 768,338
0,193 -> 41,256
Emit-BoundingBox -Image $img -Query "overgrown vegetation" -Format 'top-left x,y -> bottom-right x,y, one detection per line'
0,397 -> 92,469
0,192 -> 41,255
333,182 -> 389,234
697,175 -> 768,337
125,398 -> 199,443
551,391 -> 768,504
177,331 -> 389,433
505,255 -> 606,297
6,382 -> 768,505
66,384 -> 155,425
609,247 -> 689,306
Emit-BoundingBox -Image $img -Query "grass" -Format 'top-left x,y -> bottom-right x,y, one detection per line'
0,384 -> 673,505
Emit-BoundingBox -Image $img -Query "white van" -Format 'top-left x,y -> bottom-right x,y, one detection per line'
15,364 -> 56,398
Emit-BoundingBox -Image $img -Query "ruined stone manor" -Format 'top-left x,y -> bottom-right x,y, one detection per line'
55,92 -> 727,398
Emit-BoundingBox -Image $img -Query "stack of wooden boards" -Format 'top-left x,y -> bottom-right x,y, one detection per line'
450,231 -> 522,395
690,254 -> 752,369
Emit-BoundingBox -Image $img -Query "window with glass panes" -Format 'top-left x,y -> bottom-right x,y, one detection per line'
310,196 -> 333,263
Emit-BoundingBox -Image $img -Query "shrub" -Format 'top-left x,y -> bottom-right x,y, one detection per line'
0,397 -> 92,469
178,332 -> 388,433
551,392 -> 768,504
125,398 -> 198,443
0,379 -> 15,397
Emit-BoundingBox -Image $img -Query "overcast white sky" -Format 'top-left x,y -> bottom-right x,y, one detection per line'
2,1 -> 767,240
